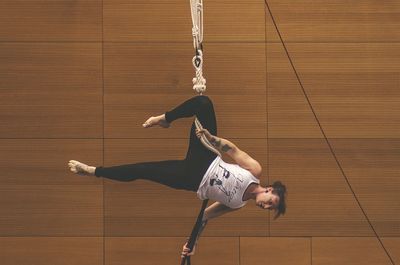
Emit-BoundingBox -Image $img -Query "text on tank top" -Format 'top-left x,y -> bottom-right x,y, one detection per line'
197,156 -> 260,209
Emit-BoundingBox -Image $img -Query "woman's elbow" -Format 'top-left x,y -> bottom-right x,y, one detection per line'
251,163 -> 263,178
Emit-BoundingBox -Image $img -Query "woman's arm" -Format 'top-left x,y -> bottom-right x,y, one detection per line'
182,202 -> 239,257
189,202 -> 237,247
196,202 -> 238,240
203,201 -> 239,221
196,129 -> 262,177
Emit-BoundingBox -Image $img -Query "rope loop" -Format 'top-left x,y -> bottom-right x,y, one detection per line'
194,117 -> 221,156
190,0 -> 205,95
192,51 -> 206,94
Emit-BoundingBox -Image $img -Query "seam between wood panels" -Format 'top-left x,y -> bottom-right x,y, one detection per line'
264,0 -> 271,237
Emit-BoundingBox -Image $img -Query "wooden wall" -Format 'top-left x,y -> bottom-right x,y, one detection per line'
0,0 -> 399,264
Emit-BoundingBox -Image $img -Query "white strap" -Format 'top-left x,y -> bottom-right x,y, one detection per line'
195,117 -> 221,157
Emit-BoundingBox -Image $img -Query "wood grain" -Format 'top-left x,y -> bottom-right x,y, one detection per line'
104,43 -> 266,138
266,0 -> 400,42
267,43 -> 323,138
382,238 -> 400,265
106,237 -> 239,265
241,237 -> 311,265
267,43 -> 400,138
104,42 -> 266,96
0,185 -> 103,236
0,0 -> 101,41
104,1 -> 264,42
0,43 -> 103,138
312,237 -> 392,265
329,139 -> 400,236
0,139 -> 103,185
0,237 -> 102,265
269,138 -> 374,236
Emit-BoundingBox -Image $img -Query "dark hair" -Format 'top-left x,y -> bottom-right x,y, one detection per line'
270,181 -> 287,219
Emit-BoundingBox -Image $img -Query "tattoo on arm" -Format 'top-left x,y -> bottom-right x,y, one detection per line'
221,144 -> 232,152
211,137 -> 221,148
210,137 -> 232,152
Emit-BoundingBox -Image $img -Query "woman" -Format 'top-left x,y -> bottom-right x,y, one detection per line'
68,95 -> 287,257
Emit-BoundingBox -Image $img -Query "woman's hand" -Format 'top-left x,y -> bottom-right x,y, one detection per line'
195,128 -> 212,141
181,242 -> 196,258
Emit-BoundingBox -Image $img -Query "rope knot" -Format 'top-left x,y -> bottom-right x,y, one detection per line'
192,26 -> 199,38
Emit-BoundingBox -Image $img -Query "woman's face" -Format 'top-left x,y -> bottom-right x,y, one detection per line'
255,187 -> 279,210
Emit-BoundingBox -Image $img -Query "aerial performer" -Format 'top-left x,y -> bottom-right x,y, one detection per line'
69,1 -> 287,262
68,95 -> 287,258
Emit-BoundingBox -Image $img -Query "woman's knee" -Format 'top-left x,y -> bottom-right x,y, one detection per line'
196,95 -> 213,109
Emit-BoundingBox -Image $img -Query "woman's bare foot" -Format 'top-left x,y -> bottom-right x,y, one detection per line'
68,160 -> 96,176
142,114 -> 170,128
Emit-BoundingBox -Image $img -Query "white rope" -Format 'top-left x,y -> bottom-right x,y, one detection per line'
195,117 -> 221,157
190,0 -> 206,94
192,50 -> 206,94
190,0 -> 203,50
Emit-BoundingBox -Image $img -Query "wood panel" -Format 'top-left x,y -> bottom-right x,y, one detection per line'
382,238 -> 400,264
104,1 -> 264,42
106,237 -> 239,265
269,139 -> 373,236
0,185 -> 103,236
330,139 -> 400,236
265,4 -> 283,43
267,43 -> 400,138
0,43 -> 103,138
0,0 -> 101,41
104,43 -> 266,139
312,237 -> 392,265
0,237 -> 102,265
104,43 -> 266,96
267,43 -> 324,138
266,0 -> 400,42
240,237 -> 311,265
104,139 -> 268,237
0,139 -> 103,185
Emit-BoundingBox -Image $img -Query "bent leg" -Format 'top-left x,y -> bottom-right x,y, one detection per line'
165,95 -> 217,136
165,96 -> 219,178
165,95 -> 218,158
95,160 -> 197,191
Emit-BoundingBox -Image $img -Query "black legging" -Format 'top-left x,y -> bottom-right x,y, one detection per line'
95,95 -> 218,191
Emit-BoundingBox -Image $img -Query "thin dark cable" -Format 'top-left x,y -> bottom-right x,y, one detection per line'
264,1 -> 395,264
101,0 -> 105,263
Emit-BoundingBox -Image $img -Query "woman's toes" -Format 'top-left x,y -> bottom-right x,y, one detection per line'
143,117 -> 155,128
143,116 -> 170,128
68,160 -> 91,175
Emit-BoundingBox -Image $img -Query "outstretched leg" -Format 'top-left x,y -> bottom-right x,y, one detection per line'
69,96 -> 219,192
70,159 -> 199,191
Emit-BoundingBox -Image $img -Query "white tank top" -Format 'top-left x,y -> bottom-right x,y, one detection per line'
197,156 -> 260,209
